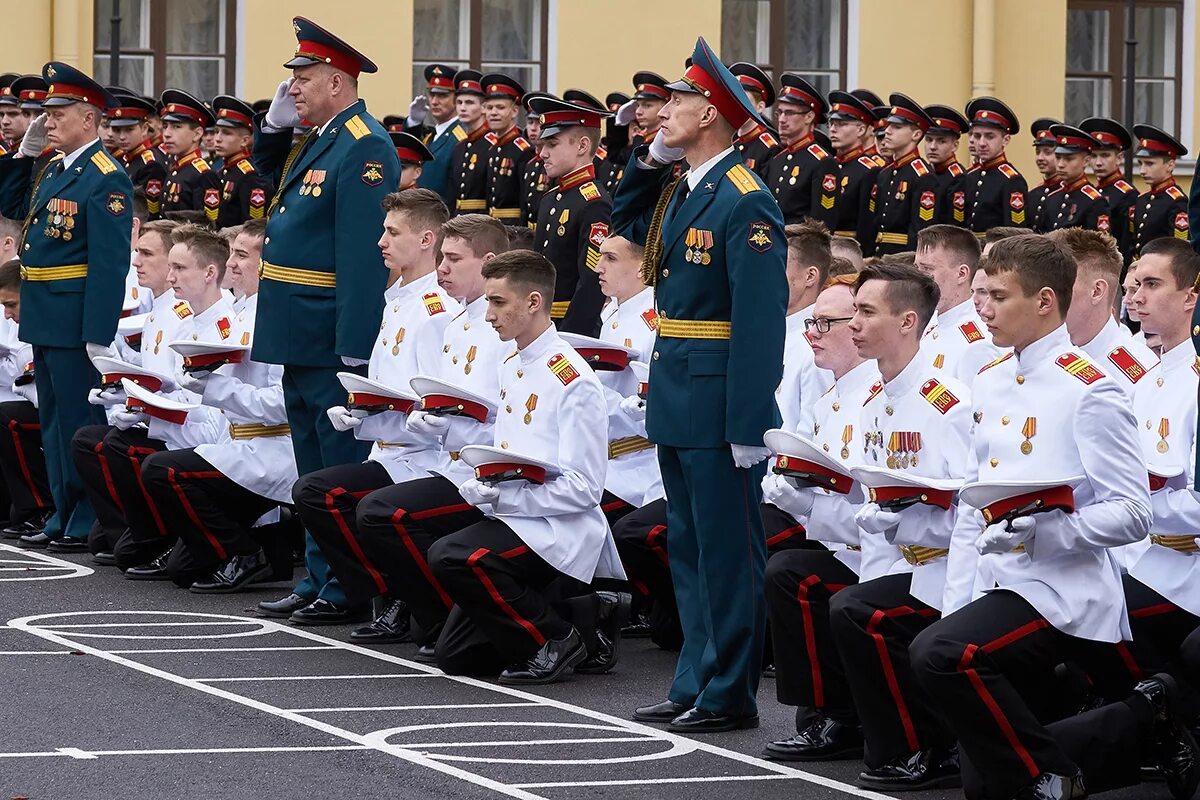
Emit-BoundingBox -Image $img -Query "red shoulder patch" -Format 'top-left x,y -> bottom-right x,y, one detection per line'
514,137 -> 531,151
1056,352 -> 1105,384
759,131 -> 779,148
1115,179 -> 1135,193
920,379 -> 960,414
807,143 -> 829,160
588,222 -> 608,248
203,187 -> 220,209
858,155 -> 878,169
911,159 -> 930,177
548,353 -> 580,386
485,131 -> 499,146
1081,184 -> 1101,200
948,162 -> 965,177
216,316 -> 232,340
959,320 -> 984,343
1106,346 -> 1148,384
1167,185 -> 1186,201
422,293 -> 446,315
173,301 -> 193,320
864,380 -> 884,406
998,163 -> 1019,179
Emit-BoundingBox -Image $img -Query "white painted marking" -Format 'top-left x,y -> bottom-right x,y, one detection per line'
513,774 -> 798,789
44,621 -> 262,628
0,745 -> 369,759
56,747 -> 98,760
291,702 -> 539,713
0,650 -> 73,655
0,566 -> 79,571
107,645 -> 339,654
0,543 -> 92,581
200,673 -> 433,683
411,736 -> 653,748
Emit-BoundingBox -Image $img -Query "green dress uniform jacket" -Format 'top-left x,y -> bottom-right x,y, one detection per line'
414,118 -> 464,209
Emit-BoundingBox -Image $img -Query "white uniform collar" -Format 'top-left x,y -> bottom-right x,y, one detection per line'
882,348 -> 926,399
388,269 -> 439,302
836,359 -> 879,396
192,296 -> 231,328
316,102 -> 357,136
1159,339 -> 1195,373
61,138 -> 100,170
435,117 -> 457,137
1015,324 -> 1072,368
685,146 -> 735,192
937,298 -> 975,327
517,323 -> 559,364
151,288 -> 178,311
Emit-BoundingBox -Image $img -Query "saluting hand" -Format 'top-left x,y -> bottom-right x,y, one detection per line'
264,79 -> 301,131
19,114 -> 48,158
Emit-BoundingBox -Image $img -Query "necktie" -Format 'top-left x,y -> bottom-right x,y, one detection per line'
665,176 -> 690,226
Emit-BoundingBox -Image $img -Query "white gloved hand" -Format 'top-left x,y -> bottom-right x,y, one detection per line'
406,409 -> 450,437
177,371 -> 211,396
13,381 -> 36,408
976,515 -> 1036,555
86,342 -> 118,362
340,355 -> 369,367
407,95 -> 429,126
647,134 -> 685,166
619,394 -> 646,423
264,79 -> 301,130
731,444 -> 771,469
19,114 -> 48,157
855,502 -> 904,535
459,478 -> 500,507
111,407 -> 146,430
615,98 -> 638,126
88,387 -> 125,407
761,472 -> 815,518
326,405 -> 365,432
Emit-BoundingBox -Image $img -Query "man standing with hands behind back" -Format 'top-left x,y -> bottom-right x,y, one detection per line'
612,37 -> 787,733
251,17 -> 401,621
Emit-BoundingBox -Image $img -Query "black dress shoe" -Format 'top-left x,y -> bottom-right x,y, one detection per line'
498,627 -> 587,685
17,532 -> 51,548
668,707 -> 760,733
289,599 -> 370,626
92,551 -> 116,566
124,549 -> 173,581
4,520 -> 44,540
47,537 -> 88,553
621,608 -> 653,638
576,591 -> 630,675
858,747 -> 962,791
413,643 -> 437,663
633,700 -> 690,723
1136,673 -> 1200,800
1014,771 -> 1087,800
257,593 -> 313,618
349,599 -> 412,644
763,713 -> 864,761
190,550 -> 273,594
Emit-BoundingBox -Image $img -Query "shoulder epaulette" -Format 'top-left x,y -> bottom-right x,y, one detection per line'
978,351 -> 1014,373
422,293 -> 446,315
548,353 -> 580,386
90,150 -> 118,175
808,143 -> 829,160
344,115 -> 371,140
1081,184 -> 1101,200
864,380 -> 884,405
140,149 -> 156,165
485,131 -> 499,146
1106,346 -> 1148,384
216,316 -> 232,340
579,182 -> 601,201
1115,179 -> 1135,194
858,155 -> 878,169
959,320 -> 984,343
911,159 -> 930,177
948,162 -> 965,177
1056,352 -> 1105,384
173,301 -> 193,320
759,131 -> 780,149
191,158 -> 210,174
872,154 -> 887,168
1167,185 -> 1186,200
998,163 -> 1019,179
920,379 -> 960,414
236,159 -> 254,174
725,163 -> 761,195
641,308 -> 659,330
514,137 -> 531,152
452,125 -> 467,142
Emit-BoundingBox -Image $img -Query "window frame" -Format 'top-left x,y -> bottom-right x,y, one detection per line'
720,0 -> 849,90
412,0 -> 550,94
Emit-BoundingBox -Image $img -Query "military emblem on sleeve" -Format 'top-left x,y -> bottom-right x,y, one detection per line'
361,160 -> 384,187
747,222 -> 773,253
106,193 -> 127,216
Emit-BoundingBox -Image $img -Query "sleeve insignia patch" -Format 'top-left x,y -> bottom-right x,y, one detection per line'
1009,191 -> 1025,209
588,222 -> 609,248
216,317 -> 232,340
422,293 -> 446,315
920,379 -> 960,414
548,353 -> 580,386
641,309 -> 659,330
1107,346 -> 1147,383
203,188 -> 220,209
173,301 -> 193,320
822,174 -> 837,192
106,192 -> 127,216
1056,352 -> 1105,384
361,161 -> 384,187
1097,214 -> 1110,232
959,320 -> 984,343
1167,185 -> 1186,200
747,222 -> 773,253
145,179 -> 162,199
1175,212 -> 1189,231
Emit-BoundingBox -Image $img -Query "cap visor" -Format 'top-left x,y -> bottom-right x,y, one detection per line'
664,79 -> 696,94
283,55 -> 323,69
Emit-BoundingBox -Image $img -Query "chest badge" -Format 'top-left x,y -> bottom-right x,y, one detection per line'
524,393 -> 537,424
686,228 -> 714,263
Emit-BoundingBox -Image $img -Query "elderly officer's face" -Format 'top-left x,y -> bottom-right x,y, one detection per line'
484,99 -> 517,132
808,284 -> 859,375
289,64 -> 342,126
968,127 -> 1009,163
849,279 -> 916,360
428,91 -> 456,123
1131,253 -> 1195,340
659,92 -> 711,148
45,103 -> 95,151
1055,152 -> 1087,183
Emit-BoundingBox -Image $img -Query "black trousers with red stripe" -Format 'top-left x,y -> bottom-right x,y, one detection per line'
140,448 -> 280,586
767,547 -> 859,726
829,572 -> 947,768
0,400 -> 52,524
72,425 -> 168,563
911,589 -> 1142,800
1122,573 -> 1200,682
72,424 -> 127,553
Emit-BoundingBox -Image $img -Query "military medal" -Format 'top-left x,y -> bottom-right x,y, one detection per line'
524,393 -> 537,424
1020,417 -> 1036,455
910,432 -> 921,468
464,345 -> 476,375
154,329 -> 163,355
840,424 -> 852,460
1158,418 -> 1170,453
557,208 -> 569,237
311,170 -> 325,197
392,327 -> 405,355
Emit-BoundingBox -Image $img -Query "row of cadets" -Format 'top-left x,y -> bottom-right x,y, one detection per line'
294,210 -> 508,641
762,74 -> 830,225
1080,117 -> 1139,260
1035,124 -> 1111,235
157,89 -> 215,218
921,104 -> 968,226
729,62 -> 782,177
406,63 -> 465,208
813,90 -> 882,252
106,89 -> 168,218
0,72 -> 40,153
204,95 -> 274,228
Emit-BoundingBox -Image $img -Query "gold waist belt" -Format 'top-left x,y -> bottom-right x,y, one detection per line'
259,260 -> 336,288
608,435 -> 655,460
489,207 -> 521,220
1150,534 -> 1199,554
657,318 -> 731,339
229,422 -> 291,439
899,545 -> 950,566
457,199 -> 487,211
21,263 -> 87,281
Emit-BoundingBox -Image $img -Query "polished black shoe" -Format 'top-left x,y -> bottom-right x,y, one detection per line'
576,591 -> 630,675
17,531 -> 52,548
858,747 -> 962,791
124,549 -> 173,581
763,713 -> 864,761
190,550 -> 273,594
46,537 -> 88,553
289,599 -> 370,626
92,551 -> 116,566
3,519 -> 47,540
349,599 -> 412,644
498,628 -> 586,685
413,643 -> 437,663
667,707 -> 760,733
257,593 -> 313,618
1136,673 -> 1200,800
633,700 -> 690,723
621,608 -> 653,638
1013,771 -> 1086,800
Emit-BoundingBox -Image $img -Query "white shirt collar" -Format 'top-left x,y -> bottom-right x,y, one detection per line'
61,138 -> 100,170
937,298 -> 976,327
317,101 -> 357,136
435,117 -> 457,137
685,146 -> 734,192
1015,324 -> 1072,367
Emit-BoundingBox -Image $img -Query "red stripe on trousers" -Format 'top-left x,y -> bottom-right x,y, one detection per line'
410,502 -> 473,521
768,523 -> 806,548
1131,602 -> 1179,619
1114,641 -> 1143,682
865,605 -> 940,752
601,500 -> 629,513
325,487 -> 388,596
127,445 -> 167,536
957,618 -> 1052,779
94,440 -> 125,513
8,419 -> 45,507
166,467 -> 227,560
645,524 -> 669,567
390,506 -> 455,609
797,574 -> 827,707
466,546 -> 545,646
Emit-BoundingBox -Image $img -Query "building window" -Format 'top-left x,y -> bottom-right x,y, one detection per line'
1065,0 -> 1182,136
720,0 -> 848,98
412,0 -> 549,101
94,0 -> 236,99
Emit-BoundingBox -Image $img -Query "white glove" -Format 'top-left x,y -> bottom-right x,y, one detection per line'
762,472 -> 815,518
326,405 -> 365,432
86,342 -> 118,362
407,95 -> 429,126
264,79 -> 301,130
111,407 -> 146,430
619,394 -> 646,423
731,444 -> 770,469
648,135 -> 685,166
855,502 -> 904,535
976,516 -> 1036,555
406,409 -> 450,436
340,355 -> 368,367
88,387 -> 125,407
13,381 -> 36,408
460,478 -> 500,507
615,98 -> 638,126
19,114 -> 48,157
177,371 -> 211,396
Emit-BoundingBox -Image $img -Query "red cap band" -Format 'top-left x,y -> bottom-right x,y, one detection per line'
395,146 -> 426,163
1090,131 -> 1123,147
888,105 -> 928,130
295,39 -> 362,76
1057,134 -> 1093,150
216,107 -> 252,127
573,347 -> 630,372
1139,137 -> 1178,156
930,116 -> 962,134
773,456 -> 854,495
428,75 -> 455,90
971,108 -> 1012,129
419,393 -> 490,423
737,75 -> 766,94
125,398 -> 188,425
474,462 -> 547,485
19,89 -> 47,103
869,485 -> 956,510
980,485 -> 1076,524
101,373 -> 164,393
486,82 -> 521,99
779,86 -> 820,109
46,82 -> 106,109
830,101 -> 873,125
181,350 -> 246,370
346,392 -> 416,414
1150,473 -> 1169,492
636,83 -> 670,101
457,78 -> 482,93
110,106 -> 149,121
680,63 -> 750,129
541,108 -> 605,130
164,102 -> 208,125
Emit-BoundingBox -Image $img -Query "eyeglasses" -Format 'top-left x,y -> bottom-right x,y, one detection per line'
804,316 -> 853,334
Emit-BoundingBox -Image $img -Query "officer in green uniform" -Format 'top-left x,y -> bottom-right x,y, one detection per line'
205,95 -> 274,228
250,16 -> 400,622
159,89 -> 216,216
410,64 -> 464,208
0,63 -> 132,550
612,37 -> 786,733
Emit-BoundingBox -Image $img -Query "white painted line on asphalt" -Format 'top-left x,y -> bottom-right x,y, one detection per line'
0,744 -> 370,759
107,645 -> 339,654
0,544 -> 92,581
44,621 -> 260,628
513,774 -> 798,789
409,736 -> 654,749
291,702 -> 540,713
0,566 -> 80,571
200,673 -> 434,683
0,650 -> 74,655
56,748 -> 98,760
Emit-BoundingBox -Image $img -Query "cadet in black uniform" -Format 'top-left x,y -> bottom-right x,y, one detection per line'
1039,124 -> 1111,234
962,96 -> 1028,235
391,130 -> 434,190
520,91 -> 551,227
871,93 -> 939,255
622,71 -> 670,163
205,95 -> 274,229
480,73 -> 534,223
450,70 -> 489,215
730,63 -> 781,178
158,89 -> 216,217
1027,117 -> 1061,232
1130,124 -> 1189,255
601,91 -> 631,193
763,74 -> 829,225
922,104 -> 967,226
816,91 -> 883,253
1081,117 -> 1138,261
106,91 -> 167,217
528,95 -> 611,336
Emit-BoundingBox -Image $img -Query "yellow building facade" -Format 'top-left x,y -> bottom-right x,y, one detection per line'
0,0 -> 1194,187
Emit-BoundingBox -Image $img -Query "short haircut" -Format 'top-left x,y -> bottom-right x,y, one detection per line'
131,187 -> 149,222
382,188 -> 450,233
1139,237 -> 1200,292
854,260 -> 940,333
239,217 -> 267,242
0,258 -> 20,292
1045,228 -> 1121,297
552,125 -> 602,156
830,236 -> 863,266
917,224 -> 983,276
826,256 -> 858,282
785,220 -> 834,286
171,223 -> 229,280
0,216 -> 21,243
504,224 -> 535,251
878,251 -> 916,268
980,234 -> 1075,316
440,213 -> 510,258
138,219 -> 181,252
481,248 -> 555,301
983,226 -> 1027,246
824,272 -> 858,289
